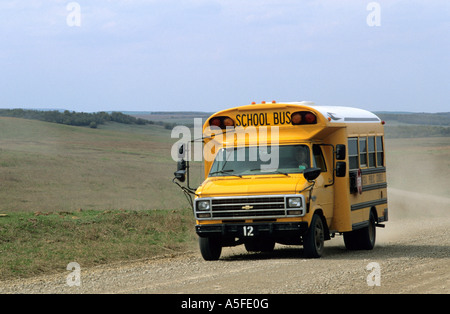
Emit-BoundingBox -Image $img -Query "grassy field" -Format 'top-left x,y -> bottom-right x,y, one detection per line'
0,115 -> 449,281
0,208 -> 196,280
0,117 -> 198,212
0,116 -> 201,280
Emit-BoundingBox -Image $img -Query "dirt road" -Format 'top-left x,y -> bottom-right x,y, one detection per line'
1,188 -> 449,294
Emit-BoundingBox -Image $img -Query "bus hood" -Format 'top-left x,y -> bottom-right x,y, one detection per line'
196,175 -> 307,197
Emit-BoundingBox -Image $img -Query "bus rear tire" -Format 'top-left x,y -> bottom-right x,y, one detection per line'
199,236 -> 222,261
344,211 -> 376,250
303,214 -> 325,258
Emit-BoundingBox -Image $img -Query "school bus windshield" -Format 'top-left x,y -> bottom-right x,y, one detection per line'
208,145 -> 311,177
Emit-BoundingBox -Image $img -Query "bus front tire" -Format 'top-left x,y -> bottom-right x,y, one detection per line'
303,214 -> 325,258
199,236 -> 222,261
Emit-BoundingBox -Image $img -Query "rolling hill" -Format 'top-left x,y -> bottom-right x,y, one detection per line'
0,117 -> 200,212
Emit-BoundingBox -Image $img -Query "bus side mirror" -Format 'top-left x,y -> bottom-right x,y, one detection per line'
336,144 -> 346,160
303,167 -> 321,181
336,162 -> 346,177
177,159 -> 186,171
178,144 -> 186,159
174,159 -> 186,182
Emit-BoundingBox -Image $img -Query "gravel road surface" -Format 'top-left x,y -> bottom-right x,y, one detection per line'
1,189 -> 449,294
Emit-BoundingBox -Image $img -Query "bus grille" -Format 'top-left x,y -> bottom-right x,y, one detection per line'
210,196 -> 286,220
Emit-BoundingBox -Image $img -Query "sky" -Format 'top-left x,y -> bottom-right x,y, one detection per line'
0,0 -> 449,113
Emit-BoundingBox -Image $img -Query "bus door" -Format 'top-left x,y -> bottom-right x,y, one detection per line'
311,144 -> 335,225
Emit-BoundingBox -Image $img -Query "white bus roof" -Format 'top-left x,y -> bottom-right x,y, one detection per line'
284,102 -> 381,123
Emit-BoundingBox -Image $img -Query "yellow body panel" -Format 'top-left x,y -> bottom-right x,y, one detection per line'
196,102 -> 387,233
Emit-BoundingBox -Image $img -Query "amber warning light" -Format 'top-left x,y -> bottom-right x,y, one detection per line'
209,116 -> 235,129
291,111 -> 317,125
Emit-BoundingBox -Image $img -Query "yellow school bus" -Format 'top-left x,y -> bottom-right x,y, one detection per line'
173,101 -> 388,260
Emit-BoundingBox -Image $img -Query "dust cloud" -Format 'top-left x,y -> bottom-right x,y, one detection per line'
388,188 -> 450,220
379,138 -> 450,245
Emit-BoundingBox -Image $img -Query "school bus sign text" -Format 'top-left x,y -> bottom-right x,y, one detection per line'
235,111 -> 291,127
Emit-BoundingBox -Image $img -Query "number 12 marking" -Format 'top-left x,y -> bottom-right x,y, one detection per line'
243,226 -> 254,237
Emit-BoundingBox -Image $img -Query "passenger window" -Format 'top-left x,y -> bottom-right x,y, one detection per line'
376,136 -> 384,167
368,136 -> 376,167
312,145 -> 327,172
359,137 -> 367,168
348,138 -> 358,170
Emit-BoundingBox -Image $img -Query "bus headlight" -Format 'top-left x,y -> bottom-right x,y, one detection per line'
287,197 -> 302,208
196,200 -> 211,211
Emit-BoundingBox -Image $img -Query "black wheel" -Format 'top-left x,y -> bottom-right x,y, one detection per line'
343,230 -> 359,250
199,237 -> 222,261
344,211 -> 376,250
360,211 -> 376,250
303,214 -> 325,258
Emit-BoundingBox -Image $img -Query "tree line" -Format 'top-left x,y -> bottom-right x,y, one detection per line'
376,112 -> 450,126
1,108 -> 448,137
376,112 -> 450,138
0,109 -> 150,128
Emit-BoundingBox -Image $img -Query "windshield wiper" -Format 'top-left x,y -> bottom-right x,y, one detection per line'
249,169 -> 289,176
272,170 -> 289,176
209,169 -> 242,178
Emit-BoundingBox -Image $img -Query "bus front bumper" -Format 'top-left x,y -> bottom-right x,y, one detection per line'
195,221 -> 308,238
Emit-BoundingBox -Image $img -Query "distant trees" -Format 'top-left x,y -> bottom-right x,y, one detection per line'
0,109 -> 150,128
3,109 -> 448,138
376,112 -> 450,126
376,112 -> 450,138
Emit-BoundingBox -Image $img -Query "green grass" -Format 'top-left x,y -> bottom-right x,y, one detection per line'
0,116 -> 202,281
0,208 -> 196,280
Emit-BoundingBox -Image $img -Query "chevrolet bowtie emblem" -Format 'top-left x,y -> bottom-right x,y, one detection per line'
242,205 -> 253,210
